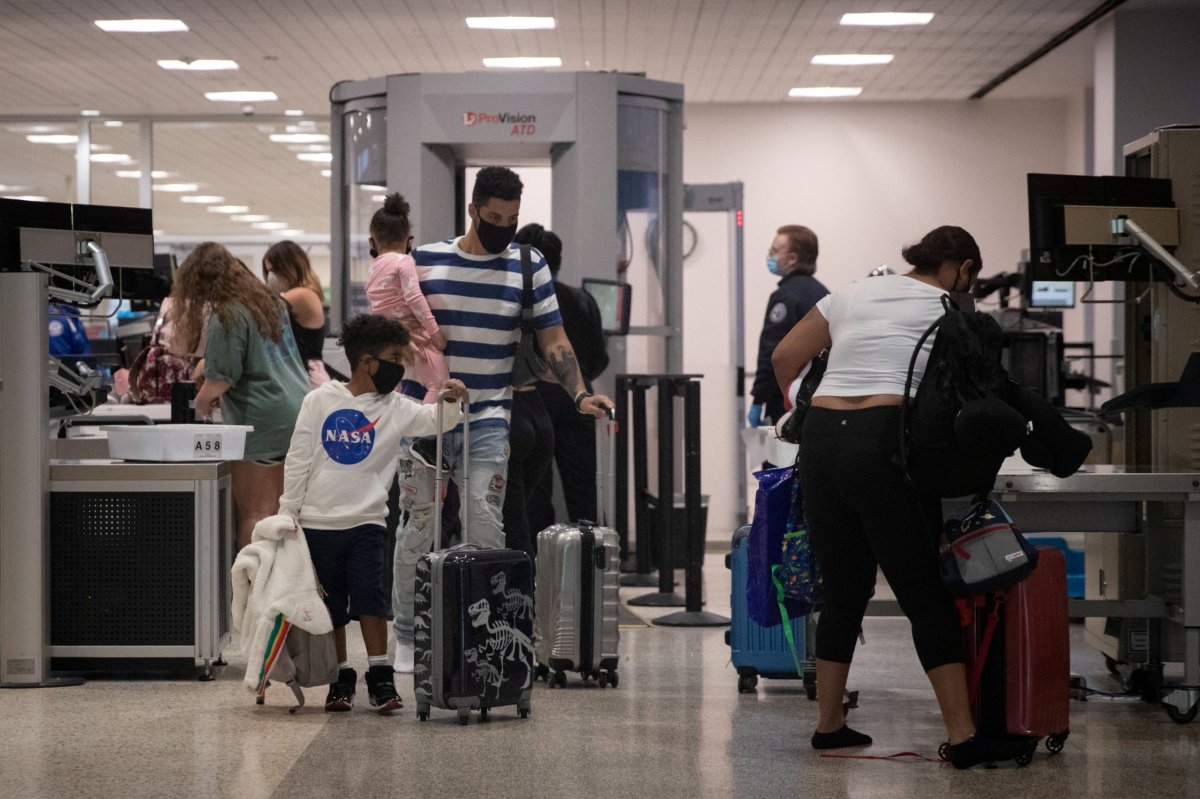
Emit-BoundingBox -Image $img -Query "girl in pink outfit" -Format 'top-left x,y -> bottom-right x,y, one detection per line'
364,193 -> 448,402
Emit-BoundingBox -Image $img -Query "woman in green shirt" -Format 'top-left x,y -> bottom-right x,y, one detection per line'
171,242 -> 309,549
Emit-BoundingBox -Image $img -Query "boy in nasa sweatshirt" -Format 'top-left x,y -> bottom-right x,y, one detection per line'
277,314 -> 466,713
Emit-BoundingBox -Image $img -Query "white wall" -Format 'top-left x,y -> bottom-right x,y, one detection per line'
680,98 -> 1083,538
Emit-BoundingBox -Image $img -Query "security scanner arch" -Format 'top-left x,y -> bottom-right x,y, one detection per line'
329,71 -> 686,379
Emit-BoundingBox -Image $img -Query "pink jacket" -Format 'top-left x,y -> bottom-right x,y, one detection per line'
364,252 -> 440,342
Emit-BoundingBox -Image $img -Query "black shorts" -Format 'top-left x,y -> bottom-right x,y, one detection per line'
303,524 -> 389,628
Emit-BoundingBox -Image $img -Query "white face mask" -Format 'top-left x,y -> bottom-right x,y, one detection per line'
266,272 -> 283,292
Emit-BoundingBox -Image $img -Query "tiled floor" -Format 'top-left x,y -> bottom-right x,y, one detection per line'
1,553 -> 1198,799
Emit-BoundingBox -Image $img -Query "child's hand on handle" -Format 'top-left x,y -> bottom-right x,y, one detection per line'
430,330 -> 448,351
440,379 -> 468,403
578,392 -> 615,419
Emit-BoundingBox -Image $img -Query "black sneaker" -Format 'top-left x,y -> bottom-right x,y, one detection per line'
410,436 -> 447,471
365,664 -> 403,713
325,667 -> 356,712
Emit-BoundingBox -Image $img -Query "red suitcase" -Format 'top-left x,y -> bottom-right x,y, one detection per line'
960,546 -> 1070,760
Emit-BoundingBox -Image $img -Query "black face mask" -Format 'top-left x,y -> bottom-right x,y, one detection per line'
475,216 -> 517,255
370,358 -> 405,395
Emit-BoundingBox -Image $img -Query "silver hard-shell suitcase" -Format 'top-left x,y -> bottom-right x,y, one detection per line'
533,410 -> 621,687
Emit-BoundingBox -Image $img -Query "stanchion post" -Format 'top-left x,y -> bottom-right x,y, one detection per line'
615,375 -> 630,563
656,377 -> 675,595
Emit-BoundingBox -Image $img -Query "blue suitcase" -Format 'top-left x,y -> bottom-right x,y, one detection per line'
725,524 -> 816,696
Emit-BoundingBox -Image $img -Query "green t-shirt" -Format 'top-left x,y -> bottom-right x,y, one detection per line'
203,303 -> 308,460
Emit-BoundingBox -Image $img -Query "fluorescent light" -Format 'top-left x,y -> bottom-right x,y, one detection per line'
812,54 -> 895,66
116,170 -> 171,179
158,59 -> 239,71
152,183 -> 200,192
788,87 -> 863,98
95,19 -> 188,33
252,222 -> 288,230
81,109 -> 100,117
89,153 -> 133,163
297,152 -> 333,163
231,214 -> 270,222
483,56 -> 562,69
840,12 -> 934,26
208,205 -> 250,213
3,195 -> 49,202
181,195 -> 226,203
373,195 -> 387,202
104,120 -> 125,127
7,124 -> 64,134
205,91 -> 278,102
466,16 -> 556,30
26,134 -> 79,144
278,229 -> 305,236
0,184 -> 30,192
269,133 -> 329,144
320,170 -> 332,178
284,109 -> 304,117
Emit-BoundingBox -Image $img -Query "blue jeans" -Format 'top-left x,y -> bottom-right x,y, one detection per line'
391,424 -> 509,644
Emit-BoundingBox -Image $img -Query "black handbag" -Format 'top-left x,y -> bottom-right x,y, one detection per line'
778,350 -> 828,445
511,244 -> 548,388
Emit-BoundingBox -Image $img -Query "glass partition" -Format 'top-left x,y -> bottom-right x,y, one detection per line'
88,120 -> 141,209
0,121 -> 78,203
341,104 -> 388,319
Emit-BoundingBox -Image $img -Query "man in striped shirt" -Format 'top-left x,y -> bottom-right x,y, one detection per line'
391,166 -> 614,672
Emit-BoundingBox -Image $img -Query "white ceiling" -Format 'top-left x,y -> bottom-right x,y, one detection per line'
0,0 -> 1152,238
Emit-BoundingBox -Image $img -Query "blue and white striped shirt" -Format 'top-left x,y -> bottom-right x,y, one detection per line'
401,237 -> 563,429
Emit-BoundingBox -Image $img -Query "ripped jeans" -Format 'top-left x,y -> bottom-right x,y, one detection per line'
391,424 -> 509,645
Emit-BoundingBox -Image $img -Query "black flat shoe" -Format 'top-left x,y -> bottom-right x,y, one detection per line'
811,725 -> 873,750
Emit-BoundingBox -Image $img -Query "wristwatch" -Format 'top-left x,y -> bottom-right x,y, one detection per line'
574,390 -> 593,412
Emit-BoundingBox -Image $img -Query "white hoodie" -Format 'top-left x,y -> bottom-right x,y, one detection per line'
277,381 -> 462,530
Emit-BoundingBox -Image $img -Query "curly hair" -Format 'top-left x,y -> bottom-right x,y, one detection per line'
514,223 -> 562,273
471,166 -> 524,207
264,240 -> 323,298
902,226 -> 982,276
338,314 -> 411,368
170,242 -> 287,356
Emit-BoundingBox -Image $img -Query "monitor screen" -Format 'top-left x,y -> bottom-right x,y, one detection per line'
582,278 -> 631,336
1028,280 -> 1075,308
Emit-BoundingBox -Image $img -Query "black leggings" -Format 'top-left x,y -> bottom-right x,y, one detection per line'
799,405 -> 962,672
502,390 -> 555,566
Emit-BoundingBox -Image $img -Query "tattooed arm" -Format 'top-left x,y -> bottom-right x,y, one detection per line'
536,324 -> 614,418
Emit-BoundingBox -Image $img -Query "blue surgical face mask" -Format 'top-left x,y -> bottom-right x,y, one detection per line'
766,255 -> 781,275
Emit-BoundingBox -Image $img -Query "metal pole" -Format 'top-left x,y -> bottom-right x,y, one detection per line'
615,375 -> 630,562
629,377 -> 684,606
655,377 -> 729,627
621,380 -> 658,587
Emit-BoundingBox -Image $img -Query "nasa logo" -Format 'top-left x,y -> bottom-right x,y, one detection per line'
321,409 -> 380,465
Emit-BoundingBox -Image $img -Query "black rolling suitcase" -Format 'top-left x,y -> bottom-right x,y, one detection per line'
413,397 -> 535,724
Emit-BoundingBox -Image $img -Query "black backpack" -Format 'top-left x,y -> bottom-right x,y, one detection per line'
899,295 -> 1025,497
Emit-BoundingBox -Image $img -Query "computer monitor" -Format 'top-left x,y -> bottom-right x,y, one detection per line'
582,278 -> 632,336
1028,280 -> 1075,309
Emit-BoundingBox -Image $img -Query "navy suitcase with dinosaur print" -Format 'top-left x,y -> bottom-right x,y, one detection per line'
413,398 -> 535,724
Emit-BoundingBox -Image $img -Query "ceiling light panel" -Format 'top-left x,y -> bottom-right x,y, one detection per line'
26,134 -> 78,144
89,153 -> 133,163
208,205 -> 250,213
117,170 -> 170,179
158,59 -> 239,71
153,183 -> 200,192
181,195 -> 225,203
483,57 -> 562,69
95,19 -> 189,33
466,16 -> 556,30
231,214 -> 270,222
811,54 -> 895,66
269,133 -> 329,144
297,152 -> 333,163
788,87 -> 863,98
252,221 -> 288,230
204,91 -> 278,102
840,12 -> 934,26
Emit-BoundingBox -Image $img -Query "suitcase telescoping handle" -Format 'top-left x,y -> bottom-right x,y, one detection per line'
433,390 -> 470,547
595,406 -> 617,527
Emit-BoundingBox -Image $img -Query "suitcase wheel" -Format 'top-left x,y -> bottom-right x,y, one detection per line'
534,664 -> 550,682
1046,731 -> 1069,754
518,707 -> 530,719
417,713 -> 428,722
551,670 -> 568,688
479,707 -> 489,722
457,709 -> 471,725
803,669 -> 816,701
737,674 -> 758,693
1014,740 -> 1037,767
1165,702 -> 1198,724
608,670 -> 619,689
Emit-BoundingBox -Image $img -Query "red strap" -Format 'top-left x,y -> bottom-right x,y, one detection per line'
969,593 -> 1005,695
820,751 -> 938,763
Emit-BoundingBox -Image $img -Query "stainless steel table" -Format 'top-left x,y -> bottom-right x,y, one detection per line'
865,466 -> 1200,722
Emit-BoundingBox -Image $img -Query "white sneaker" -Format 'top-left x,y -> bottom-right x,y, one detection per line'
394,641 -> 415,673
